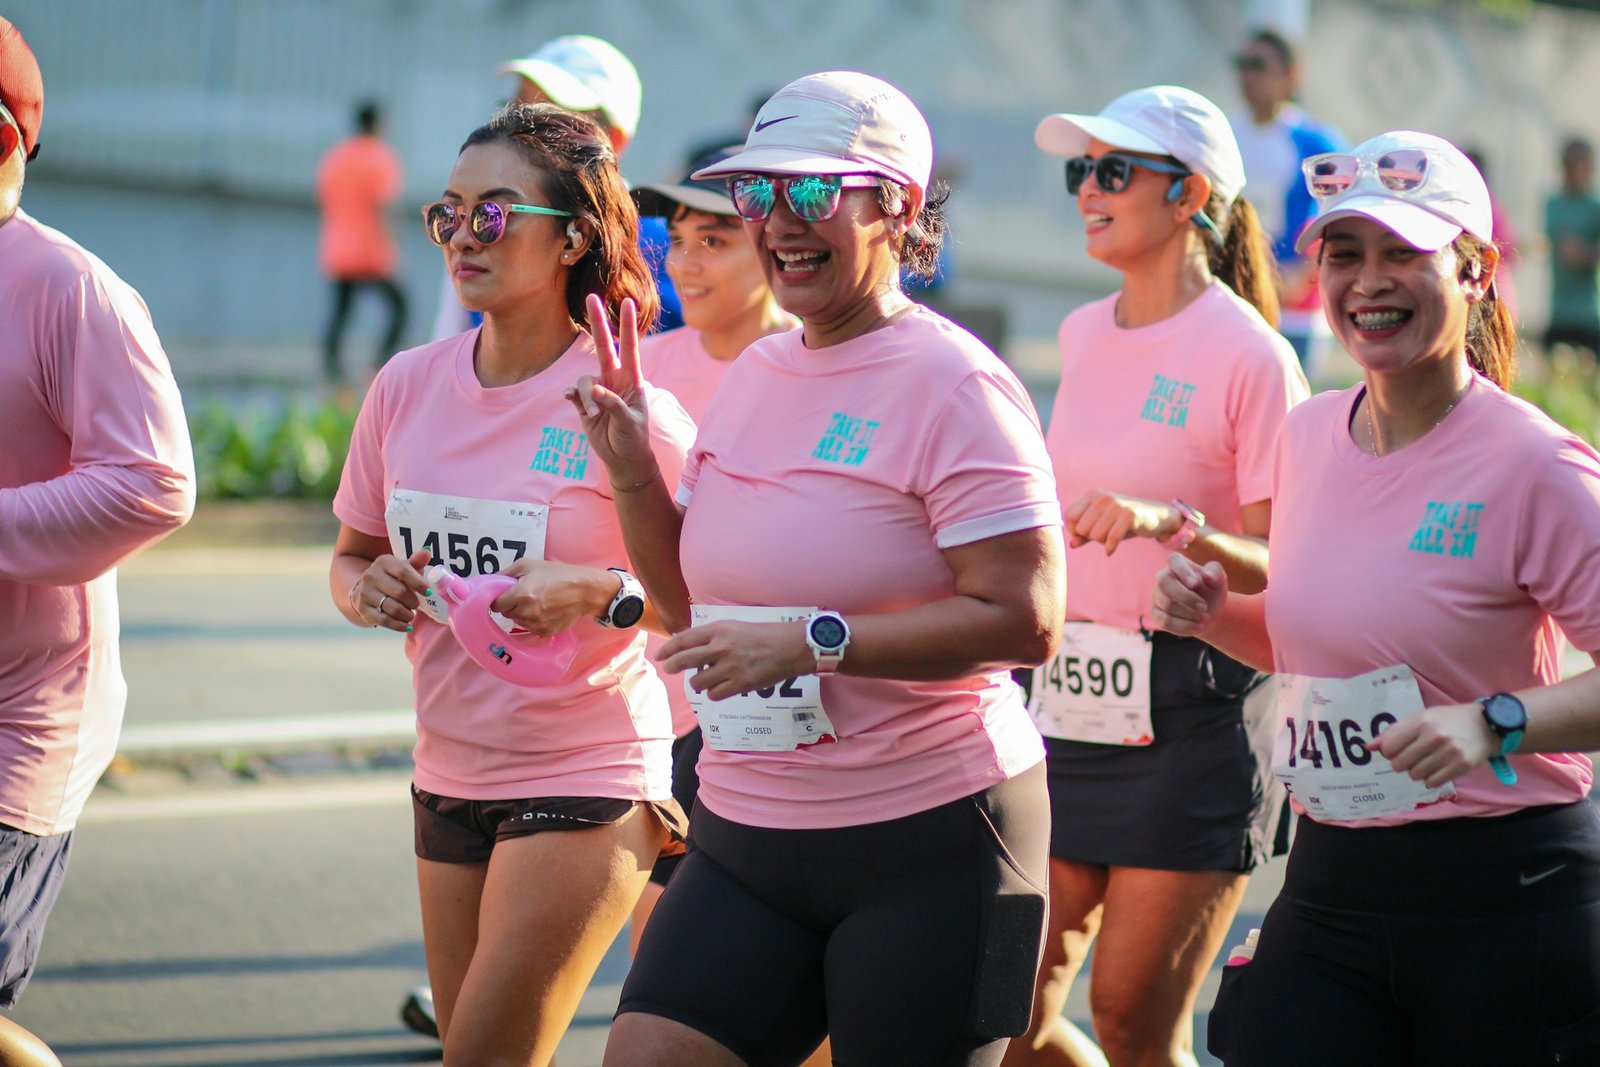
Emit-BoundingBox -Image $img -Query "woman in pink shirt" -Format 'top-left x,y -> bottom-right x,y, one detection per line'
626,144 -> 795,951
572,72 -> 1066,1067
329,103 -> 695,1066
1012,86 -> 1307,1067
1154,132 -> 1600,1065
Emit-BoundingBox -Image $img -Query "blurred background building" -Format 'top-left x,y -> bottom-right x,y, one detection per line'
8,0 -> 1600,387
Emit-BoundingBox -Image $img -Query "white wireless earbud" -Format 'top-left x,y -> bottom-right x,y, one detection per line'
567,223 -> 582,244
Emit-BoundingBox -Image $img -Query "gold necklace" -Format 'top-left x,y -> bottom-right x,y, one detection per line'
1364,381 -> 1469,456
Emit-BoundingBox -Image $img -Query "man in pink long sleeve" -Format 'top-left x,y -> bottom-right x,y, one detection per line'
0,18 -> 194,1063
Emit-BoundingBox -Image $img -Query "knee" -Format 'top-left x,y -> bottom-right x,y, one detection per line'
1090,987 -> 1175,1065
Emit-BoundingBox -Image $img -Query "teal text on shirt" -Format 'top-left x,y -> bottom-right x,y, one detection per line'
813,412 -> 880,467
1140,374 -> 1197,429
1408,501 -> 1484,559
531,426 -> 591,481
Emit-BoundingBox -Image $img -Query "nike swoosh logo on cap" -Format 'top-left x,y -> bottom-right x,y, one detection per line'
1520,864 -> 1567,886
753,115 -> 798,133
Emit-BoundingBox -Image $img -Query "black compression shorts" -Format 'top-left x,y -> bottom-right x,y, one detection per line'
617,762 -> 1051,1067
1209,801 -> 1600,1066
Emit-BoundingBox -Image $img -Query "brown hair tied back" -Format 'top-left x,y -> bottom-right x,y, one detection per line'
460,102 -> 659,335
1454,232 -> 1516,390
1202,190 -> 1280,330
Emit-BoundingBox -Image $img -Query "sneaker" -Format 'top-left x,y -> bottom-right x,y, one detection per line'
400,984 -> 439,1040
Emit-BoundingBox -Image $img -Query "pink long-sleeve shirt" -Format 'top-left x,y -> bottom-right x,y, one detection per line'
0,208 -> 195,835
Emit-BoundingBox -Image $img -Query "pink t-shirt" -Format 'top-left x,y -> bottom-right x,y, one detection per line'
640,326 -> 743,735
1266,376 -> 1600,826
675,306 -> 1062,830
334,328 -> 697,801
640,327 -> 741,429
1046,282 -> 1307,629
0,209 -> 195,835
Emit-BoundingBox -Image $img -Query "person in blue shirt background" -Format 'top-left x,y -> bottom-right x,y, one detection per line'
1229,27 -> 1345,370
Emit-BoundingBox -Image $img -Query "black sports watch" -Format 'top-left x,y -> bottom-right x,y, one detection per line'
1478,692 -> 1527,786
597,569 -> 646,629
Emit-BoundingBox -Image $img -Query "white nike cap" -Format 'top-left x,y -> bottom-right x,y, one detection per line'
691,71 -> 932,190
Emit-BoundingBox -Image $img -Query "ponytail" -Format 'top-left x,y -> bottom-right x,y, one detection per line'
1203,192 -> 1279,329
1454,232 -> 1517,390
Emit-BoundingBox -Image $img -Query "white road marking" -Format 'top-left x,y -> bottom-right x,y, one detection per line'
118,711 -> 415,754
82,774 -> 412,824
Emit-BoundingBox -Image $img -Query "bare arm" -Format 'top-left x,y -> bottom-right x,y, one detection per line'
1064,491 -> 1270,594
330,524 -> 430,632
569,295 -> 693,632
656,525 -> 1066,700
1373,656 -> 1600,789
1149,553 -> 1274,672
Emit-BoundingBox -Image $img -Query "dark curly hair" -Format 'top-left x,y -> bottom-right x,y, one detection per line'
877,178 -> 951,284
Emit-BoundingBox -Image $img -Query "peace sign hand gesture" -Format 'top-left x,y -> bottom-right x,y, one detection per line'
567,293 -> 659,490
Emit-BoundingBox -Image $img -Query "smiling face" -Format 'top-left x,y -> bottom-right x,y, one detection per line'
740,174 -> 904,336
666,207 -> 769,333
1317,216 -> 1484,375
1076,137 -> 1193,270
439,140 -> 570,316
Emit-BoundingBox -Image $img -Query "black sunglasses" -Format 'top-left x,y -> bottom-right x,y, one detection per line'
1064,153 -> 1191,196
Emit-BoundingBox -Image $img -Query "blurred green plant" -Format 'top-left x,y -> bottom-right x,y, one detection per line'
188,394 -> 359,499
1515,347 -> 1600,446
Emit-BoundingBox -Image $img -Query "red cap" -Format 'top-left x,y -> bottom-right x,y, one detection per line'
0,17 -> 42,157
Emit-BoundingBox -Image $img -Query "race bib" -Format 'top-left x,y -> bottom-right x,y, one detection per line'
688,605 -> 837,752
385,488 -> 549,625
1026,623 -> 1154,745
1272,664 -> 1456,821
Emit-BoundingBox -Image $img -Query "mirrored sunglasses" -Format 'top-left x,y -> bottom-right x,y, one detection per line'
726,173 -> 882,223
1303,149 -> 1432,200
421,200 -> 574,246
1064,152 -> 1191,196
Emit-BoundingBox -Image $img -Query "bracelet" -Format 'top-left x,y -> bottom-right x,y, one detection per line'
347,577 -> 374,627
611,467 -> 660,494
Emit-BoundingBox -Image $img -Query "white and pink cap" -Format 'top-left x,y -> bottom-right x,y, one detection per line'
1035,85 -> 1246,205
691,71 -> 933,191
1293,131 -> 1493,254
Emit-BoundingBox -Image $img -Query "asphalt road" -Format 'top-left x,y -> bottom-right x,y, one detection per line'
115,548 -> 414,734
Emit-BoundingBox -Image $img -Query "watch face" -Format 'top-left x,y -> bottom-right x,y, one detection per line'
1484,694 -> 1526,731
612,596 -> 646,629
810,615 -> 847,650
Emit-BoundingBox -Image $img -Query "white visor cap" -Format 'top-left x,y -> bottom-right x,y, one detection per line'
1035,84 -> 1245,205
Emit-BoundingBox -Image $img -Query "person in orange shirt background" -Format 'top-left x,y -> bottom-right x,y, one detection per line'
317,100 -> 408,385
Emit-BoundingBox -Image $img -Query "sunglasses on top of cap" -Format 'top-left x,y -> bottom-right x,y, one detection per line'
1302,149 -> 1433,200
421,200 -> 574,246
1064,152 -> 1192,196
726,173 -> 883,224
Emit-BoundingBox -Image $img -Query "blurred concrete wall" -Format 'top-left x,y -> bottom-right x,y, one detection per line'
5,0 -> 1597,373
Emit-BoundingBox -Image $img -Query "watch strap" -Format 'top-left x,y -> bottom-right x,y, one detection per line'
806,611 -> 850,675
1159,498 -> 1204,551
596,568 -> 645,629
1479,693 -> 1526,786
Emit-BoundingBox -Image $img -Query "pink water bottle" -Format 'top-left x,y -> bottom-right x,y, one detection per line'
426,567 -> 577,688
